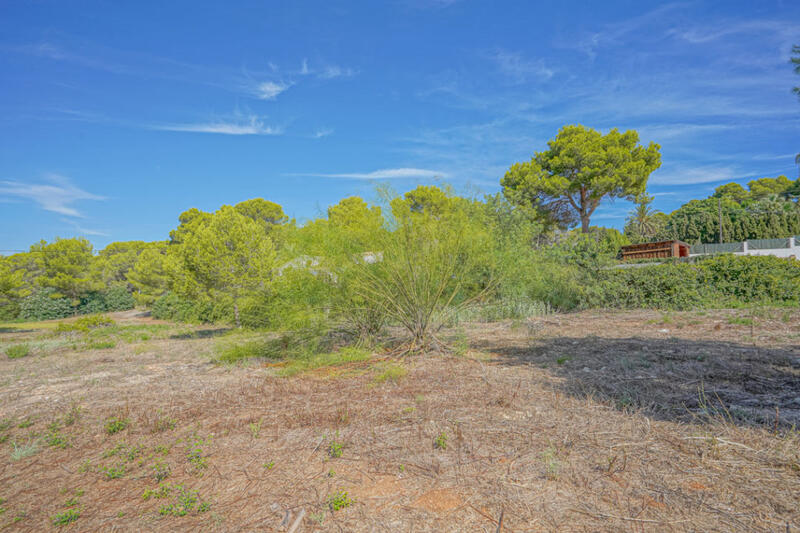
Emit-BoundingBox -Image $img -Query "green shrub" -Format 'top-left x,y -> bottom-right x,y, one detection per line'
56,314 -> 116,333
152,292 -> 232,323
587,255 -> 800,310
5,343 -> 31,359
19,289 -> 72,320
77,292 -> 107,314
103,286 -> 135,311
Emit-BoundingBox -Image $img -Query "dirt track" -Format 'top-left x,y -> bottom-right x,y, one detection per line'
0,308 -> 798,531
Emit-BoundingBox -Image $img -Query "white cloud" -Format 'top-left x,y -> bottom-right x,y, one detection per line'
313,128 -> 333,138
154,115 -> 282,135
649,165 -> 740,185
293,168 -> 448,180
62,219 -> 109,236
672,20 -> 796,45
318,65 -> 358,79
490,49 -> 554,82
0,174 -> 104,217
255,80 -> 289,100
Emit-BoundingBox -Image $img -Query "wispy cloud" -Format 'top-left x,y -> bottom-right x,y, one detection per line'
62,219 -> 109,236
154,115 -> 282,135
568,2 -> 687,59
313,128 -> 333,139
650,164 -> 741,185
255,80 -> 290,100
0,174 -> 105,217
297,59 -> 358,79
291,168 -> 448,180
489,49 -> 554,82
672,20 -> 797,45
318,65 -> 358,79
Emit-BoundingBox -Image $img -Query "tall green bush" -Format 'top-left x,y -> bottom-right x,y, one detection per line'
20,289 -> 73,320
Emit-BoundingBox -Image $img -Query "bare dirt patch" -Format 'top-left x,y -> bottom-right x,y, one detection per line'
0,308 -> 798,531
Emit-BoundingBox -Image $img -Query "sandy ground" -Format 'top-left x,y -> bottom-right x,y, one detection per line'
0,308 -> 798,532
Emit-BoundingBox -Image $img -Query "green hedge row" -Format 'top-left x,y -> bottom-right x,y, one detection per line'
589,255 -> 800,310
19,286 -> 135,321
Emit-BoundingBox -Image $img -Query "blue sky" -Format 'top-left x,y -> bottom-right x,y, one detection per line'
1,0 -> 798,251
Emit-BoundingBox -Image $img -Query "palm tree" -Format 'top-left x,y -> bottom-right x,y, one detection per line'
626,193 -> 660,243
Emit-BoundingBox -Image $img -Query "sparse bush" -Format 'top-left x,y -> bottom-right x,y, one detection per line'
373,363 -> 407,384
56,314 -> 115,333
5,343 -> 31,359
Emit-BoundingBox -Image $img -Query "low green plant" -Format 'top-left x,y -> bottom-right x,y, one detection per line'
17,418 -> 34,429
541,446 -> 560,480
156,485 -> 210,517
10,439 -> 40,461
46,425 -> 69,449
104,416 -> 130,435
52,508 -> 80,526
434,431 -> 447,450
263,461 -> 275,470
373,363 -> 407,384
248,419 -> 262,439
328,433 -> 344,458
327,491 -> 353,511
63,405 -> 82,426
153,461 -> 171,482
186,434 -> 209,474
101,463 -> 126,479
5,343 -> 30,359
55,314 -> 115,333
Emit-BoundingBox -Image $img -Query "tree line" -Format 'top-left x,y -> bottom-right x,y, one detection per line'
1,124 -> 799,338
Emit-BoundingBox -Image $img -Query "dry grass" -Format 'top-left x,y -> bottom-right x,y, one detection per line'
0,308 -> 798,531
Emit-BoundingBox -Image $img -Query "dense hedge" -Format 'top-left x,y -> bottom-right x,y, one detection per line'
20,289 -> 73,320
151,292 -> 232,323
19,286 -> 135,320
590,255 -> 800,310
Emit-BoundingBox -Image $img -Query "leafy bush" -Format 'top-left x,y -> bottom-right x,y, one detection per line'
152,292 -> 232,323
589,255 -> 800,310
102,286 -> 135,311
19,289 -> 72,320
77,292 -> 107,315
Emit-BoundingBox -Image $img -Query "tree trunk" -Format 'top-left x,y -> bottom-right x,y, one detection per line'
234,302 -> 241,329
581,215 -> 590,233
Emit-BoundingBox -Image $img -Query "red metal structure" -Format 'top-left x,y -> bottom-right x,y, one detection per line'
620,240 -> 690,261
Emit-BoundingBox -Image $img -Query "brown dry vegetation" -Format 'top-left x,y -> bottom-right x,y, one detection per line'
0,308 -> 799,532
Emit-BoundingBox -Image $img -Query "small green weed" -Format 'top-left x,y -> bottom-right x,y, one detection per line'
153,461 -> 171,482
541,446 -> 560,480
263,461 -> 275,470
101,463 -> 126,479
104,417 -> 130,435
434,431 -> 447,450
327,491 -> 353,511
372,363 -> 407,384
186,434 -> 209,474
17,418 -> 34,429
10,439 -> 40,461
52,508 -> 80,526
248,419 -> 262,439
328,433 -> 344,458
727,316 -> 754,326
555,356 -> 570,365
5,344 -> 31,359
